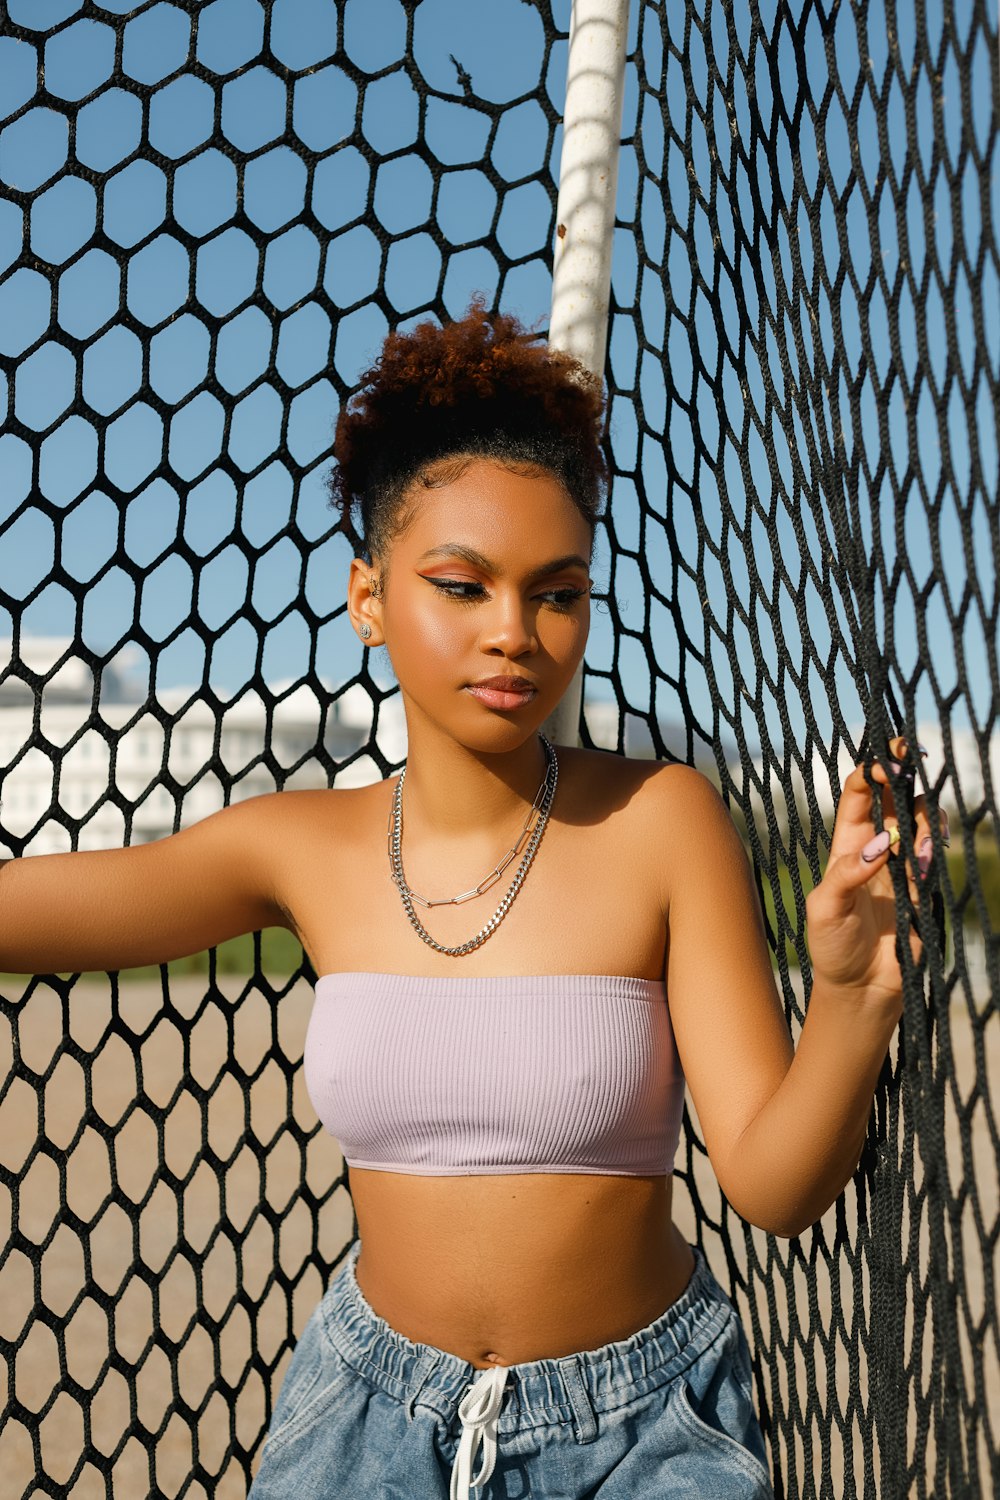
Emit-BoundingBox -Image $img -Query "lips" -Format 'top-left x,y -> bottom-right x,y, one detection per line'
467,677 -> 538,711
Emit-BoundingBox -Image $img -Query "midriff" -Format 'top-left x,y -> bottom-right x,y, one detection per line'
349,1167 -> 695,1370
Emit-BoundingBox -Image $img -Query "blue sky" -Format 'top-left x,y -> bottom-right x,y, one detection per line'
0,0 -> 995,773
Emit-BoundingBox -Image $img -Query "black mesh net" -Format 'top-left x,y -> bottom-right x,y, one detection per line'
0,1 -> 996,1496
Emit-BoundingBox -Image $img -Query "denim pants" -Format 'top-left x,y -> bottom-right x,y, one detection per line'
249,1240 -> 773,1498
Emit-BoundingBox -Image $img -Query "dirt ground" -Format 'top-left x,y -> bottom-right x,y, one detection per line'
0,965 -> 996,1499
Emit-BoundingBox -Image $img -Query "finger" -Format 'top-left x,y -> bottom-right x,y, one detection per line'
916,804 -> 952,843
875,809 -> 921,893
875,737 -> 930,850
817,824 -> 900,910
916,807 -> 951,881
886,734 -> 929,766
884,739 -> 919,807
856,821 -> 924,911
830,761 -> 898,859
883,737 -> 932,818
882,735 -> 929,786
833,752 -> 937,858
859,820 -> 901,868
837,760 -> 892,826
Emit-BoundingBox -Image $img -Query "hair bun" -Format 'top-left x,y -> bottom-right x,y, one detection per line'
328,300 -> 607,560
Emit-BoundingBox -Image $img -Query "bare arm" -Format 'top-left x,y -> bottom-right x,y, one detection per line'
0,795 -> 291,976
657,766 -> 901,1238
722,978 -> 899,1236
721,748 -> 936,1235
656,766 -> 797,1233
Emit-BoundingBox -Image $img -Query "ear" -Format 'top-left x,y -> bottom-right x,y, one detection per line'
347,557 -> 384,645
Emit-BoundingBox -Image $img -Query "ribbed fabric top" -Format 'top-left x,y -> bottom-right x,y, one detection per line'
303,972 -> 685,1177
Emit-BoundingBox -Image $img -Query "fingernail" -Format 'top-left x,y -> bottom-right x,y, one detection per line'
918,836 -> 933,875
862,829 -> 892,862
888,759 -> 916,779
917,744 -> 929,756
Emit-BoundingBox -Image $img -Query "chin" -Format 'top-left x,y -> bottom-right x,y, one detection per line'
457,699 -> 554,751
460,719 -> 548,754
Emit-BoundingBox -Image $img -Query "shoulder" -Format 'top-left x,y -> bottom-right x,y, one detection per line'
630,759 -> 747,864
556,744 -> 724,818
640,759 -> 732,822
243,780 -> 391,846
225,781 -> 391,916
555,748 -> 734,910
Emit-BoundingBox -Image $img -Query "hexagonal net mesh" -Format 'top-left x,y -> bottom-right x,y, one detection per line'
0,1 -> 996,1497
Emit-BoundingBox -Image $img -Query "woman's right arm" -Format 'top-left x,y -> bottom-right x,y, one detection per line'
0,793 -> 291,976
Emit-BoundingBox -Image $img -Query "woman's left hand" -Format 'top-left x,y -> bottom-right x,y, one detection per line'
804,735 -> 949,1008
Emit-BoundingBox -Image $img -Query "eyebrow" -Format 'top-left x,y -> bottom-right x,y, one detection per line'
416,545 -> 591,583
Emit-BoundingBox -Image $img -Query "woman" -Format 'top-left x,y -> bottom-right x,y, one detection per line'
0,305 -> 943,1498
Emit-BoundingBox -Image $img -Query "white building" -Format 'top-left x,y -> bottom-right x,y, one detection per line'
0,638 -> 367,854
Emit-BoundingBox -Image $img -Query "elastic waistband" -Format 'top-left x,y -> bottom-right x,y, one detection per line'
319,1240 -> 733,1436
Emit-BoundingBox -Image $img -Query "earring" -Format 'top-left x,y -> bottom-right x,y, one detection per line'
359,624 -> 372,640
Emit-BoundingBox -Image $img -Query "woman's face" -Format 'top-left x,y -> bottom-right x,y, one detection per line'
348,457 -> 593,752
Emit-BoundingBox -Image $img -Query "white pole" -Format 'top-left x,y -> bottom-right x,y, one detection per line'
542,0 -> 630,748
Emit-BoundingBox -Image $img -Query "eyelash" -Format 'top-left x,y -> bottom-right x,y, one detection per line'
424,578 -> 590,610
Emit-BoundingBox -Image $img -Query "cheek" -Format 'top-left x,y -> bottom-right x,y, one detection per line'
385,593 -> 470,674
539,606 -> 590,661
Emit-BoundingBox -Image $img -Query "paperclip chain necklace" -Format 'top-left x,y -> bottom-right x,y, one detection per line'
387,734 -> 558,957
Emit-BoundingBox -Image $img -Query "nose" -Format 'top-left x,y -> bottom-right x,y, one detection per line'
478,589 -> 538,658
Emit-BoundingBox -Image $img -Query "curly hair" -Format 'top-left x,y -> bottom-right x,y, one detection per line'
328,301 -> 607,564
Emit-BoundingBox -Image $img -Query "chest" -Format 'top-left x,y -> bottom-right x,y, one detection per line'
283,799 -> 668,981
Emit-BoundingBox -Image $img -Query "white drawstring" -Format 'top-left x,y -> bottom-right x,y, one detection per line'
449,1365 -> 510,1500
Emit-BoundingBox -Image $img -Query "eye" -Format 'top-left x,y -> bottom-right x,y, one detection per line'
538,587 -> 590,610
421,578 -> 591,609
423,578 -> 486,601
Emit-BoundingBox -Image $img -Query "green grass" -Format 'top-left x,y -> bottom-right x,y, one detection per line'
1,925 -> 306,987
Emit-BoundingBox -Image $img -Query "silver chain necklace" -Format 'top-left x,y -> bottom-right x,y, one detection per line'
387,734 -> 558,957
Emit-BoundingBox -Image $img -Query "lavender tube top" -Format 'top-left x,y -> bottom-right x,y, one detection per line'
303,973 -> 686,1176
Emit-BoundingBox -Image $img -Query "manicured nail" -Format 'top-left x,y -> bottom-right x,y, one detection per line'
862,829 -> 892,862
917,836 -> 933,875
888,759 -> 916,778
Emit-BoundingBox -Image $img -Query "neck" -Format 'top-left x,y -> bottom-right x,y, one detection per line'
397,713 -> 551,840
